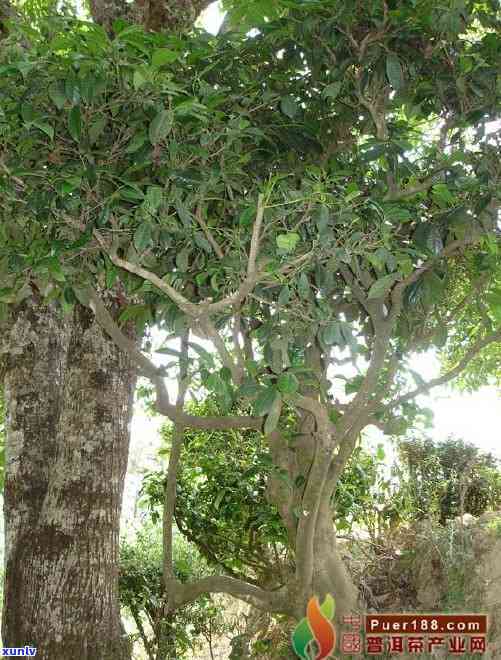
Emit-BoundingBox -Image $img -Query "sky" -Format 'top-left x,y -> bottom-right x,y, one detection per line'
408,352 -> 501,457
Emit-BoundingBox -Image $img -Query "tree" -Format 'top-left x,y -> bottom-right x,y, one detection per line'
0,2 -> 137,655
1,0 -> 500,632
0,296 -> 136,658
397,435 -> 501,525
0,389 -> 5,490
0,0 -> 209,656
140,406 -> 385,588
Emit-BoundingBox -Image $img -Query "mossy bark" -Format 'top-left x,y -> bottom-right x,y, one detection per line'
1,299 -> 135,659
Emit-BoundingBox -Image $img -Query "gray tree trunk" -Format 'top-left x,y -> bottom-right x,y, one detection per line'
0,298 -> 135,659
312,499 -> 359,623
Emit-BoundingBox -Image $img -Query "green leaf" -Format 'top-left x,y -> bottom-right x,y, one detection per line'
322,81 -> 342,100
367,273 -> 400,300
264,394 -> 282,434
254,386 -> 279,416
315,205 -> 330,233
297,272 -> 310,299
280,96 -> 299,119
120,185 -> 144,201
88,117 -> 107,145
426,225 -> 444,255
145,186 -> 163,211
57,176 -> 81,195
409,369 -> 426,387
384,206 -> 413,223
345,182 -> 361,202
134,222 -> 152,251
277,372 -> 299,394
432,183 -> 454,206
188,341 -> 214,368
106,265 -> 118,289
32,121 -> 54,141
73,287 -> 91,306
321,322 -> 343,346
68,106 -> 82,142
149,109 -> 172,144
213,490 -> 226,510
486,290 -> 501,321
21,104 -> 34,124
345,374 -> 364,395
176,248 -> 191,271
194,232 -> 212,253
133,68 -> 148,90
152,49 -> 179,67
386,53 -> 404,91
238,206 -> 256,226
126,133 -> 147,153
156,346 -> 182,357
47,258 -> 65,282
276,233 -> 300,252
48,82 -> 66,110
175,201 -> 193,228
278,286 -> 290,306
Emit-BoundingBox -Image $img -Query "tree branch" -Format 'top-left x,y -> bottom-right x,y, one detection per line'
232,311 -> 246,379
294,436 -> 332,606
384,328 -> 501,409
339,264 -> 383,324
93,194 -> 266,318
195,204 -> 225,260
163,332 -> 189,587
169,575 -> 290,615
336,308 -> 392,440
198,317 -> 243,385
287,393 -> 331,427
383,169 -> 445,201
85,286 -> 263,430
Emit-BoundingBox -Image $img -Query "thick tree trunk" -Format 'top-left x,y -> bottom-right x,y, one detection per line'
0,299 -> 135,659
266,419 -> 360,622
312,499 -> 359,623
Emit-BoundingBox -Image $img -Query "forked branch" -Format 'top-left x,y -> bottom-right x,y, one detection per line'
86,287 -> 262,431
93,193 -> 267,318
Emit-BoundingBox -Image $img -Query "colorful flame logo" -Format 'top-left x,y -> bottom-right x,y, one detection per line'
292,594 -> 336,659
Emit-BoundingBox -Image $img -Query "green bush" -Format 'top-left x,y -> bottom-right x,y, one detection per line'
119,523 -> 229,660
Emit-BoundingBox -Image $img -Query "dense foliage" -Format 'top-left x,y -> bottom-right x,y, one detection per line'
120,523 -> 228,659
1,3 -> 499,363
141,412 -> 390,587
141,423 -> 501,589
397,435 -> 501,524
141,404 -> 289,588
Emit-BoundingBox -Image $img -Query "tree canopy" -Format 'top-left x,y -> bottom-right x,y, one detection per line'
1,0 -> 500,620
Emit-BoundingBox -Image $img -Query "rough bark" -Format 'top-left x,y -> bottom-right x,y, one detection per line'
88,0 -> 211,33
132,0 -> 211,32
88,0 -> 130,31
0,299 -> 136,659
